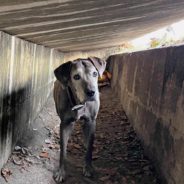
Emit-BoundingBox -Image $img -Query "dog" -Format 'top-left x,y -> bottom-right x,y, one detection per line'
53,57 -> 106,183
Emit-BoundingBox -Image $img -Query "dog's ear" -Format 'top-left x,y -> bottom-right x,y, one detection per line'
54,61 -> 72,88
88,57 -> 106,77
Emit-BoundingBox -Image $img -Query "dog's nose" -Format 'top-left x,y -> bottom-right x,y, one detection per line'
86,90 -> 95,97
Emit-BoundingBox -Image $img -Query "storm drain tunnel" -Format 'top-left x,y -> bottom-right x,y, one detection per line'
0,1 -> 184,184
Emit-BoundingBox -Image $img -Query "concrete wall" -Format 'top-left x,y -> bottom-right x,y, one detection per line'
0,31 -> 63,169
109,45 -> 184,184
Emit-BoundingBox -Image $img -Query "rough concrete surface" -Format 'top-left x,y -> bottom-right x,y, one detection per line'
0,88 -> 160,184
0,0 -> 184,51
0,96 -> 58,184
0,31 -> 63,170
109,45 -> 184,184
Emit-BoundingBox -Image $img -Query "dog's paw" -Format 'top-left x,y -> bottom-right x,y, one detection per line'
83,165 -> 94,177
53,169 -> 66,183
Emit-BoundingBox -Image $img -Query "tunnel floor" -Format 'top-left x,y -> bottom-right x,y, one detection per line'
0,87 -> 160,184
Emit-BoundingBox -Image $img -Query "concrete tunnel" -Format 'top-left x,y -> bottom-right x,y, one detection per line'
0,0 -> 184,183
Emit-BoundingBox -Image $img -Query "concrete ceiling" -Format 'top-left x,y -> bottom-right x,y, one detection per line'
1,0 -> 184,52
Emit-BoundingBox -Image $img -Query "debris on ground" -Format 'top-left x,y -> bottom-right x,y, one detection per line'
98,71 -> 112,87
1,168 -> 12,182
0,87 -> 160,184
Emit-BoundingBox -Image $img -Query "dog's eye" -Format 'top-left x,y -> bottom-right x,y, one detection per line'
93,72 -> 98,77
73,74 -> 81,80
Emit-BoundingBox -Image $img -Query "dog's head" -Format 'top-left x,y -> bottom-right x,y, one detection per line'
54,57 -> 106,104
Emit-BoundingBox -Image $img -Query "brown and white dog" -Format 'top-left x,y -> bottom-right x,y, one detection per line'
53,57 -> 106,183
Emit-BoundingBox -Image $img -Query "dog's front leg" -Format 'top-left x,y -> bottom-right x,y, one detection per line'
82,119 -> 96,177
54,121 -> 74,183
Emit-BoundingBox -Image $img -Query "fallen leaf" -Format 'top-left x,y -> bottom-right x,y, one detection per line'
92,155 -> 100,160
1,168 -> 12,182
54,144 -> 60,149
99,175 -> 110,181
14,146 -> 21,151
21,147 -> 28,155
12,156 -> 23,166
73,144 -> 81,149
39,151 -> 49,159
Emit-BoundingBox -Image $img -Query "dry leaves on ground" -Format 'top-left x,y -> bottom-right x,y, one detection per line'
39,151 -> 50,159
1,168 -> 12,182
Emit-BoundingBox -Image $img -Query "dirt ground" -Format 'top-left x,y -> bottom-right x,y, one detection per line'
0,87 -> 160,184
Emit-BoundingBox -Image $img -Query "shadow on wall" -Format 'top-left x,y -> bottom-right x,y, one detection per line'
0,83 -> 31,167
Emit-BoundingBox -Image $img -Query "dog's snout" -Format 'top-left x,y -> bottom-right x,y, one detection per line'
86,90 -> 95,97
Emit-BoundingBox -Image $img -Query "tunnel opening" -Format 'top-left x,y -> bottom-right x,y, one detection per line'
0,1 -> 184,184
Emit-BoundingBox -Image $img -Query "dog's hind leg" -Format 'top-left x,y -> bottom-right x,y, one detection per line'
82,119 -> 96,177
54,121 -> 75,183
